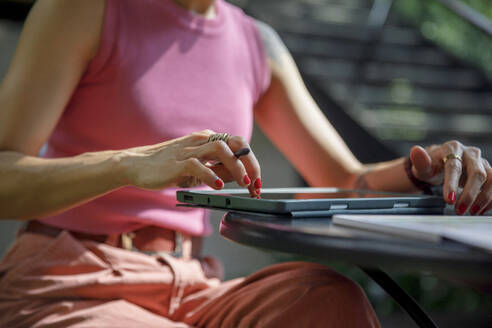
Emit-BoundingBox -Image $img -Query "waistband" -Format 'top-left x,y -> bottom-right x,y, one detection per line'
21,220 -> 193,259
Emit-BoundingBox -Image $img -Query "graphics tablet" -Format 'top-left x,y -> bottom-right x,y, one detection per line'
176,188 -> 445,217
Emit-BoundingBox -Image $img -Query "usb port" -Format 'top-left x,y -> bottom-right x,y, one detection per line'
330,204 -> 348,210
394,202 -> 409,208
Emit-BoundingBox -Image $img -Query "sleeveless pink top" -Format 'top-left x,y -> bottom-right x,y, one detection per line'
40,0 -> 270,235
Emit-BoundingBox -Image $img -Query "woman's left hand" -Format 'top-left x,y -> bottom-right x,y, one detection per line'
409,141 -> 492,215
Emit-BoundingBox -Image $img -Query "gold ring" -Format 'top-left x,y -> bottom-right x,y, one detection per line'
207,133 -> 230,143
443,153 -> 462,164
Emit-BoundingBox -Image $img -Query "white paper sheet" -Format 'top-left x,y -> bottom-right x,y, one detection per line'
333,215 -> 492,253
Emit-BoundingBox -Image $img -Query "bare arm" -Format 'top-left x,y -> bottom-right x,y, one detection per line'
253,21 -> 492,215
253,20 -> 415,191
0,0 -> 132,220
0,0 -> 260,220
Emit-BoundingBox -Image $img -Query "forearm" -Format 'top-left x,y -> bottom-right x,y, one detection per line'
0,150 -> 130,220
254,21 -> 425,193
354,158 -> 418,193
256,72 -> 363,189
254,21 -> 364,188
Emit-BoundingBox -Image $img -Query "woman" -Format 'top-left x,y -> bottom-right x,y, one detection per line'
0,0 -> 490,327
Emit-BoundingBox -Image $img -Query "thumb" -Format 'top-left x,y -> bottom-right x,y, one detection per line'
410,145 -> 433,180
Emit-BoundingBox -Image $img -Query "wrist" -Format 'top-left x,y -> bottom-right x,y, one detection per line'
352,167 -> 372,190
110,149 -> 139,187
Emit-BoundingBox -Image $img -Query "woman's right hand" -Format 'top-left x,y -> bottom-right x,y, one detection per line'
120,130 -> 262,197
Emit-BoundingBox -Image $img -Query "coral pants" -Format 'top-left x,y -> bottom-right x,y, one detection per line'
0,232 -> 380,327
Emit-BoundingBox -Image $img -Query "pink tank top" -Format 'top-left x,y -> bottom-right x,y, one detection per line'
40,0 -> 270,235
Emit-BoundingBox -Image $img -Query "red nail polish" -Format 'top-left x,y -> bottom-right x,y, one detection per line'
471,205 -> 481,215
448,192 -> 456,204
256,189 -> 261,195
215,179 -> 224,188
458,204 -> 468,215
243,175 -> 251,185
254,178 -> 262,189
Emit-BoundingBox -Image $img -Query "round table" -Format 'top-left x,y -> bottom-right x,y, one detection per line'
219,211 -> 492,328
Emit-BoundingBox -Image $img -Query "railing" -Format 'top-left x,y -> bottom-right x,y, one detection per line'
368,0 -> 492,37
434,0 -> 492,36
368,0 -> 394,28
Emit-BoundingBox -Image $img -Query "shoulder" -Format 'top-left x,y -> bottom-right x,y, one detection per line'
253,20 -> 280,44
27,0 -> 106,59
252,19 -> 288,63
29,0 -> 105,24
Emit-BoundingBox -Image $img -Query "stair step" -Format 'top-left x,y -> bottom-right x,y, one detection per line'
301,58 -> 484,90
253,14 -> 426,47
267,0 -> 373,9
383,140 -> 492,158
249,2 -> 371,25
282,34 -> 454,67
346,107 -> 492,141
326,83 -> 492,114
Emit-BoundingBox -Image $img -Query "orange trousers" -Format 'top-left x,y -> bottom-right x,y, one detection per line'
0,231 -> 380,327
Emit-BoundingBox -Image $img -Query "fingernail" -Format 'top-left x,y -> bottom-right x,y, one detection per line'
243,175 -> 251,185
471,205 -> 481,215
215,179 -> 224,188
254,178 -> 262,189
458,203 -> 468,215
448,192 -> 456,204
256,189 -> 261,195
256,196 -> 261,199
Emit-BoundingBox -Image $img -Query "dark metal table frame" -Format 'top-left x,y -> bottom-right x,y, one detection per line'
219,211 -> 492,328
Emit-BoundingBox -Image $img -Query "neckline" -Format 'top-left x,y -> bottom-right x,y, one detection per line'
159,0 -> 226,35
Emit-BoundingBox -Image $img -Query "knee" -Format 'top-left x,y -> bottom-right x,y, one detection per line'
284,262 -> 363,297
294,262 -> 369,302
270,262 -> 380,327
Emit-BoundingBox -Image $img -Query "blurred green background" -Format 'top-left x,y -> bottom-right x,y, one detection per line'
395,0 -> 492,76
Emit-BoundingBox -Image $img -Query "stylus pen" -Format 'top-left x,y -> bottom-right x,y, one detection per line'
233,148 -> 250,158
212,148 -> 250,166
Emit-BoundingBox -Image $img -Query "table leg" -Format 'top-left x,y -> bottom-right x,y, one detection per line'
359,267 -> 438,328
